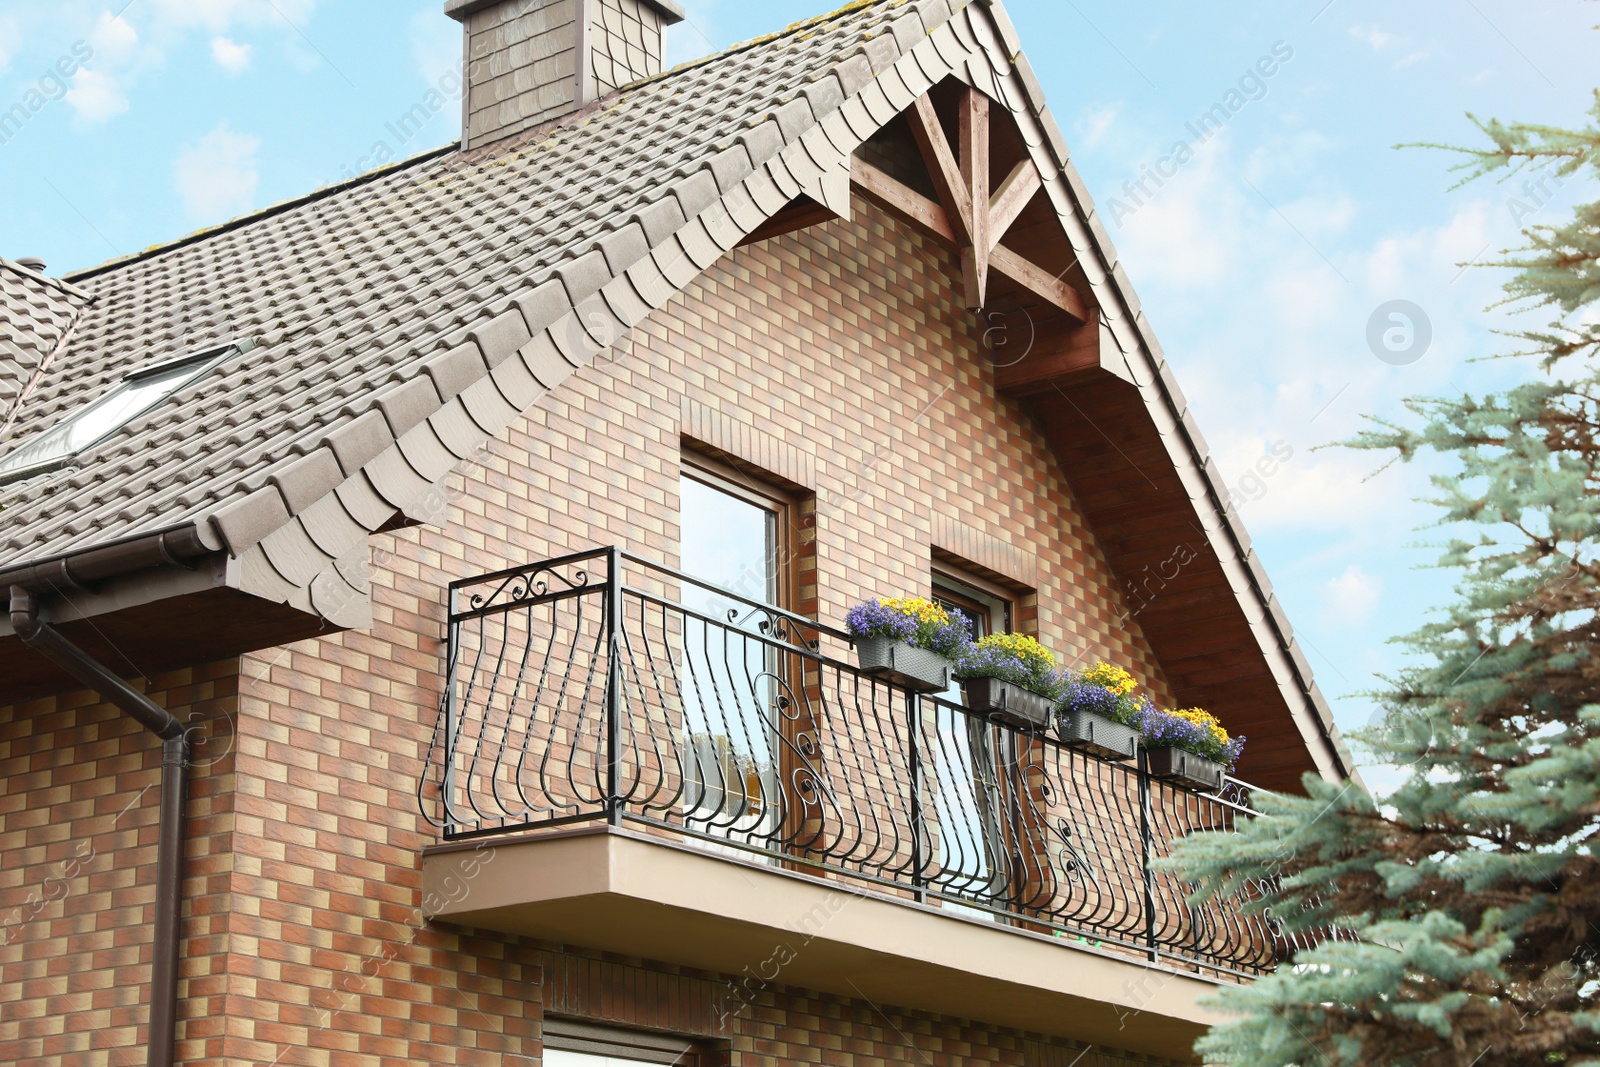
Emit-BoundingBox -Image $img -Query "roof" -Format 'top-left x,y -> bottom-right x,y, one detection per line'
0,0 -> 909,568
0,0 -> 1354,783
0,258 -> 93,441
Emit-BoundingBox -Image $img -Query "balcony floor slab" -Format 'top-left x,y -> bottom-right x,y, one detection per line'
422,826 -> 1231,1061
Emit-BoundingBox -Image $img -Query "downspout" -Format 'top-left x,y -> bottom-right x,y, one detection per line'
10,586 -> 189,1067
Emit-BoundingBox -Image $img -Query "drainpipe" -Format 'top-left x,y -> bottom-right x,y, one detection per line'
10,585 -> 189,1067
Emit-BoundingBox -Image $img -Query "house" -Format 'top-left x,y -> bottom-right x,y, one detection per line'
0,1 -> 1356,1065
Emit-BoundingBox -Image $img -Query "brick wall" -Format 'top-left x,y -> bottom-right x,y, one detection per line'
1,201 -> 1189,1065
0,662 -> 237,1066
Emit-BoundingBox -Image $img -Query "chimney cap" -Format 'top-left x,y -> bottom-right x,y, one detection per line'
15,257 -> 47,273
444,0 -> 685,24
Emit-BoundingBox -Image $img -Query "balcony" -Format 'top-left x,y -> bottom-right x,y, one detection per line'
416,548 -> 1308,1055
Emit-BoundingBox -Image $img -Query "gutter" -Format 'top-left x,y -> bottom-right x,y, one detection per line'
10,585 -> 190,1067
0,523 -> 215,593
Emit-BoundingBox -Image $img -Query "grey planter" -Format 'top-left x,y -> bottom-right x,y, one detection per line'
961,677 -> 1054,729
1146,746 -> 1226,792
854,636 -> 954,693
1057,709 -> 1138,761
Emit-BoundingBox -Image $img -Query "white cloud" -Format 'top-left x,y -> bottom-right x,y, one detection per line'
1348,24 -> 1395,50
1076,104 -> 1122,152
61,14 -> 140,122
1325,565 -> 1383,622
210,35 -> 252,73
89,11 -> 140,65
146,0 -> 317,35
174,123 -> 261,223
0,15 -> 17,75
408,7 -> 461,85
1112,133 -> 1245,288
65,68 -> 129,122
1393,51 -> 1430,70
52,1 -> 321,123
1106,127 -> 1524,554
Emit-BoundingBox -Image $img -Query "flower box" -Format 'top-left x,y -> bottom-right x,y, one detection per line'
962,677 -> 1054,729
1145,746 -> 1226,792
1057,709 -> 1139,761
854,635 -> 954,693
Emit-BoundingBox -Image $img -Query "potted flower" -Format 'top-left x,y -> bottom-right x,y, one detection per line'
846,597 -> 972,692
1133,704 -> 1244,792
955,632 -> 1063,728
1055,661 -> 1141,761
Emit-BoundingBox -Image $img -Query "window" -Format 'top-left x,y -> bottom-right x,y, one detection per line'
931,570 -> 1015,918
544,1019 -> 702,1067
679,469 -> 787,610
0,338 -> 252,484
676,454 -> 797,853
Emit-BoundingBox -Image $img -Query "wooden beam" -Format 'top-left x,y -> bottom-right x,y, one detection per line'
991,244 -> 1089,322
908,95 -> 972,242
848,157 -> 1089,325
850,157 -> 957,243
958,88 -> 990,309
994,319 -> 1104,395
988,158 -> 1042,252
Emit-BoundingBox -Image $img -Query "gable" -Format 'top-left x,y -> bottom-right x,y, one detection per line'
820,61 -> 1343,788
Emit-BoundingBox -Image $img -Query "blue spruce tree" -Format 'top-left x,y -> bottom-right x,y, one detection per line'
1169,83 -> 1600,1067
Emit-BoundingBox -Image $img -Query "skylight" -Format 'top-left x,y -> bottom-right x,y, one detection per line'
0,338 -> 254,485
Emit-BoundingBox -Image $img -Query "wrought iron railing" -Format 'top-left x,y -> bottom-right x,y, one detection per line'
418,547 -> 1313,977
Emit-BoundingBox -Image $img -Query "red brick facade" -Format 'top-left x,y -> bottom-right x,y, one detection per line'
1,201 -> 1188,1065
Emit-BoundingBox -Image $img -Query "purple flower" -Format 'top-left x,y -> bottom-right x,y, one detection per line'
845,600 -> 917,643
1130,701 -> 1244,767
1058,677 -> 1124,720
953,645 -> 1064,699
845,599 -> 973,659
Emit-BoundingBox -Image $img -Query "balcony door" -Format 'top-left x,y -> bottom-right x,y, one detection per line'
931,575 -> 1011,915
676,461 -> 791,854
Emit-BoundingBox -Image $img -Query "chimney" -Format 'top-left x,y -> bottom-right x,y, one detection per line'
446,0 -> 686,151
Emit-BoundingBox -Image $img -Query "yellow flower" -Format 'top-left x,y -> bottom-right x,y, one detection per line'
975,631 -> 1055,669
1080,661 -> 1137,696
1170,707 -> 1229,746
880,596 -> 951,627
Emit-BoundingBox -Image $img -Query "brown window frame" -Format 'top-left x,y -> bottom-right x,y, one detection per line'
931,566 -> 1015,637
680,450 -> 799,615
544,1019 -> 705,1067
677,449 -> 817,858
930,562 -> 1029,922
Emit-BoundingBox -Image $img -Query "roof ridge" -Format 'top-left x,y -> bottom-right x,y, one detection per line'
62,0 -> 915,287
0,257 -> 95,302
632,0 -> 910,89
64,141 -> 461,285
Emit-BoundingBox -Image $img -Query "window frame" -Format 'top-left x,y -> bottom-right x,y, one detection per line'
679,450 -> 798,614
0,338 -> 252,485
677,449 -> 817,861
930,563 -> 1023,919
543,1019 -> 704,1067
931,566 -> 1014,634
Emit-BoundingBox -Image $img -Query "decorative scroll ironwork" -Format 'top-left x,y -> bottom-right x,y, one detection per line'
418,546 -> 1324,978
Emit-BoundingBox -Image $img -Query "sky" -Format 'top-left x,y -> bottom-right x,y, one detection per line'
1,0 -> 1595,784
